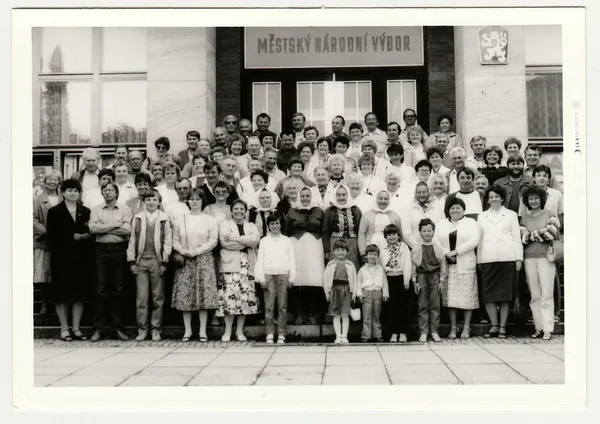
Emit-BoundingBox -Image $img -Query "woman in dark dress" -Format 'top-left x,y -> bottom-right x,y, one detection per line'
481,146 -> 508,185
284,187 -> 326,325
322,184 -> 362,270
46,178 -> 93,341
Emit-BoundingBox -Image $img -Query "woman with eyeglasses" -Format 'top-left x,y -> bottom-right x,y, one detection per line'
142,137 -> 180,171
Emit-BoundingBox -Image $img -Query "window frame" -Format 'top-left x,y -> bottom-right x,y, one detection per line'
251,81 -> 282,135
386,79 -> 418,124
296,81 -> 325,130
525,65 -> 563,144
342,80 -> 373,129
32,27 -> 148,148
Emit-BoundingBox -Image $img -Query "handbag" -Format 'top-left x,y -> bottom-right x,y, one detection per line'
546,231 -> 564,263
350,299 -> 361,322
170,215 -> 188,267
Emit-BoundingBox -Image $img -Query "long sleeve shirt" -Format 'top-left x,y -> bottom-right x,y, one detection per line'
254,234 -> 297,283
357,263 -> 389,297
89,202 -> 132,243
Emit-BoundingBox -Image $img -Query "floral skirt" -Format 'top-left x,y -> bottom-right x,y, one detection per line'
172,252 -> 218,311
442,265 -> 479,310
33,248 -> 51,284
216,252 -> 260,317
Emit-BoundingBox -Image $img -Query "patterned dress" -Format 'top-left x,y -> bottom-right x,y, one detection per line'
171,213 -> 219,311
216,224 -> 260,316
442,229 -> 479,310
324,205 -> 362,271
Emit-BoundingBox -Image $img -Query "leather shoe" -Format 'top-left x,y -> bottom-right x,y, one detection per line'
115,330 -> 130,341
90,330 -> 102,343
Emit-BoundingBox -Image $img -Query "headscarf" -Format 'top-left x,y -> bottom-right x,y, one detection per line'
252,188 -> 279,212
373,189 -> 392,214
329,184 -> 354,210
296,186 -> 319,210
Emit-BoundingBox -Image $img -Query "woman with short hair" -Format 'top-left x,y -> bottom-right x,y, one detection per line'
345,173 -> 375,213
172,188 -> 219,342
404,125 -> 428,168
33,170 -> 63,315
156,162 -> 181,206
481,146 -> 508,185
435,197 -> 480,339
520,185 -> 560,340
142,136 -> 180,171
477,184 -> 523,338
444,167 -> 484,220
347,122 -> 364,163
426,114 -> 463,151
306,137 -> 332,184
357,155 -> 386,197
297,142 -> 316,182
275,157 -> 314,199
217,199 -> 261,341
204,181 -> 233,223
46,179 -> 93,341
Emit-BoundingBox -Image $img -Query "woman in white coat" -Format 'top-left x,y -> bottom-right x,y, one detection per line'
435,197 -> 480,339
477,184 -> 523,338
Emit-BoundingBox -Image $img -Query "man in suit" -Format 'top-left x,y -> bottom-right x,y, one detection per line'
177,130 -> 201,171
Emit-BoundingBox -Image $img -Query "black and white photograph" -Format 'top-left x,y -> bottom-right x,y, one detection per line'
10,5 -> 586,412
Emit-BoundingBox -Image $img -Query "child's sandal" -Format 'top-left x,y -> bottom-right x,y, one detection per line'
60,329 -> 72,342
498,326 -> 507,339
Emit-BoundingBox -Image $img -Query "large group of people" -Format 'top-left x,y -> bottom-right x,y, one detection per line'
33,110 -> 564,344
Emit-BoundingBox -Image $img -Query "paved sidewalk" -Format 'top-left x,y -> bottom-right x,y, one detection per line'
34,336 -> 564,386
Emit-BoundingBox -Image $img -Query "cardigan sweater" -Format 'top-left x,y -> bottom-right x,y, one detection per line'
323,259 -> 358,299
127,210 -> 173,265
218,219 -> 260,275
33,191 -> 64,250
434,217 -> 480,274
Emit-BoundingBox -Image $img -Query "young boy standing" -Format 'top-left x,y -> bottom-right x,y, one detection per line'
254,212 -> 296,344
411,218 -> 447,342
357,244 -> 389,342
127,190 -> 173,342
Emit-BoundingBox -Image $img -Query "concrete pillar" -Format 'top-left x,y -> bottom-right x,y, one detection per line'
146,27 -> 216,158
454,26 -> 528,153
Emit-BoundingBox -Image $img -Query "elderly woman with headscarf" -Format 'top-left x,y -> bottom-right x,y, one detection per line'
345,173 -> 375,213
33,170 -> 64,316
434,197 -> 481,339
358,189 -> 402,259
284,187 -> 326,325
322,185 -> 363,270
277,178 -> 301,220
248,187 -> 281,239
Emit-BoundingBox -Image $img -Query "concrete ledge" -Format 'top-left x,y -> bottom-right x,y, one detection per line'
34,323 -> 564,341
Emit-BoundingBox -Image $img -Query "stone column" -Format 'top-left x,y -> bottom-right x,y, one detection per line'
146,27 -> 216,158
454,26 -> 528,152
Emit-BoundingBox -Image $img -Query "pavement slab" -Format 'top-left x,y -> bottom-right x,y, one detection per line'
255,373 -> 323,386
379,350 -> 445,365
119,375 -> 192,386
434,349 -> 504,364
50,374 -> 130,387
150,353 -> 220,367
261,365 -> 325,375
267,352 -> 326,366
509,362 -> 565,384
387,364 -> 461,385
323,366 -> 390,385
487,349 -> 563,364
210,352 -> 272,367
187,366 -> 262,386
138,366 -> 204,377
326,351 -> 384,366
447,364 -> 531,384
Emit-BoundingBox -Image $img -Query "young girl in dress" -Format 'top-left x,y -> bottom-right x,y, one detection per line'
323,240 -> 358,344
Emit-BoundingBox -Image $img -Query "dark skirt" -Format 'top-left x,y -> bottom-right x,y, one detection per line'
480,262 -> 516,303
328,280 -> 351,316
172,252 -> 219,311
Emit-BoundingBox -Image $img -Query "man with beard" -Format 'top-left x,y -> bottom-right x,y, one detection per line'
361,112 -> 388,155
495,155 -> 533,213
277,131 -> 298,173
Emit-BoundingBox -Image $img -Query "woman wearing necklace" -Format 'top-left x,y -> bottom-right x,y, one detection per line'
323,185 -> 363,271
358,189 -> 402,259
172,188 -> 219,342
477,184 -> 523,339
284,187 -> 325,325
33,170 -> 63,316
217,199 -> 261,341
328,154 -> 348,185
435,197 -> 480,339
46,178 -> 93,341
357,155 -> 386,197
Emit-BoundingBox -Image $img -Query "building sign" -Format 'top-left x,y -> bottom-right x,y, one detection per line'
479,26 -> 509,65
245,27 -> 424,69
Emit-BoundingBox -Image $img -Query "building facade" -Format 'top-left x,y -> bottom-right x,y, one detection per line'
32,26 -> 563,188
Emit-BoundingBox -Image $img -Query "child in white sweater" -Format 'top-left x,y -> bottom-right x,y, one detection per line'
357,244 -> 389,342
254,212 -> 296,344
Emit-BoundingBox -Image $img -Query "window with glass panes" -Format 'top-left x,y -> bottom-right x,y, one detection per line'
526,67 -> 563,142
387,80 -> 417,124
33,27 -> 148,146
252,82 -> 282,135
